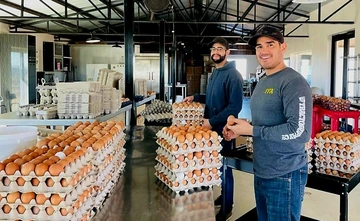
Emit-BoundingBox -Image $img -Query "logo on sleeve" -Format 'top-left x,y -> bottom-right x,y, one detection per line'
264,88 -> 274,94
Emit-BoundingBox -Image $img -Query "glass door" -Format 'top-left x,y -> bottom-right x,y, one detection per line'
331,31 -> 355,99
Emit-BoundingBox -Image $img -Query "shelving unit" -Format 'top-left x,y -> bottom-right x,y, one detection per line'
43,42 -> 71,72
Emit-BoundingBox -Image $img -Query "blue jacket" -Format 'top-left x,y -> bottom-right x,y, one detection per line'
194,61 -> 243,134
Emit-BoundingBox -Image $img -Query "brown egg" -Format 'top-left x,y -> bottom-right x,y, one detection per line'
227,115 -> 235,125
31,178 -> 40,186
29,152 -> 40,159
7,191 -> 20,203
0,162 -> 5,171
29,146 -> 38,151
5,162 -> 19,175
212,150 -> 219,157
194,152 -> 202,159
16,177 -> 26,186
49,156 -> 60,162
202,151 -> 210,158
187,153 -> 194,160
60,178 -> 68,187
2,204 -> 11,213
21,192 -> 35,203
211,131 -> 218,139
1,159 -> 12,165
17,205 -> 26,214
36,138 -> 50,148
46,178 -> 55,187
202,168 -> 210,175
202,132 -> 210,140
43,159 -> 55,166
31,206 -> 40,215
35,194 -> 48,204
194,133 -> 202,141
22,155 -> 33,162
211,168 -> 218,174
14,158 -> 25,166
60,208 -> 68,216
193,170 -> 201,177
49,163 -> 64,176
35,163 -> 49,176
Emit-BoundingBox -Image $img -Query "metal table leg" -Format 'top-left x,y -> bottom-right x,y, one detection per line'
340,183 -> 349,221
222,158 -> 227,218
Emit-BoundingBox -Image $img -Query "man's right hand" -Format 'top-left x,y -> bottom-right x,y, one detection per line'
183,96 -> 194,102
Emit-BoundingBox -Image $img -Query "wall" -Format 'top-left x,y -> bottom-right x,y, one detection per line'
284,0 -> 357,95
0,23 -> 9,34
228,54 -> 259,79
71,44 -> 125,81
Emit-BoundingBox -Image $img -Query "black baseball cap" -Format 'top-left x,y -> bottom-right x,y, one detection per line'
208,37 -> 229,49
248,26 -> 284,47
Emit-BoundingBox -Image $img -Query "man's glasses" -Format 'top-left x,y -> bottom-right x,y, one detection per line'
210,47 -> 226,52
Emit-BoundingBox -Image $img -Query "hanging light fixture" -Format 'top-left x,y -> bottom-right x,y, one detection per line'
112,42 -> 122,48
86,33 -> 101,43
292,0 -> 327,3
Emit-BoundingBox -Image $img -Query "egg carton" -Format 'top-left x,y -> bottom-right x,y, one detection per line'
38,88 -> 52,97
316,154 -> 360,163
36,108 -> 58,120
56,82 -> 101,93
172,105 -> 204,111
57,92 -> 101,104
156,130 -> 223,144
96,161 -> 125,188
316,168 -> 354,179
0,194 -> 94,221
40,96 -> 53,105
57,113 -> 100,119
0,185 -> 94,209
50,89 -> 58,97
154,172 -> 221,194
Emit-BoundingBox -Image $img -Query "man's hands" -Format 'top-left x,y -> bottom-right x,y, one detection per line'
183,96 -> 194,102
223,118 -> 253,141
202,119 -> 212,129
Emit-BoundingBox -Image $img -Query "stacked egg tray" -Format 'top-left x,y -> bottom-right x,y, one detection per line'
305,140 -> 314,174
156,183 -> 215,221
101,86 -> 122,114
154,125 -> 223,194
36,86 -> 57,105
172,102 -> 204,125
36,105 -> 58,120
313,130 -> 360,179
92,175 -> 125,221
0,120 -> 126,220
56,82 -> 103,119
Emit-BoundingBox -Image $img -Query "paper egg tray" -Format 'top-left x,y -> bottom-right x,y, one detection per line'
155,163 -> 221,182
156,130 -> 223,144
156,139 -> 222,156
314,137 -> 360,146
0,192 -> 94,221
157,188 -> 215,221
155,155 -> 222,174
0,162 -> 92,193
315,158 -> 360,174
156,146 -> 222,163
154,171 -> 221,194
316,168 -> 354,179
95,156 -> 125,187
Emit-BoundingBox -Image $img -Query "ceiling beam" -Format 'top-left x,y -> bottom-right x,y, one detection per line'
0,0 -> 88,31
230,0 -> 258,33
99,0 -> 124,19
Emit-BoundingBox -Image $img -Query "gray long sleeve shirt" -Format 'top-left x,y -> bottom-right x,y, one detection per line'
250,67 -> 312,179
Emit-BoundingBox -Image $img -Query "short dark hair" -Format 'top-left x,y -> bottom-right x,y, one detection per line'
248,26 -> 284,47
208,37 -> 229,49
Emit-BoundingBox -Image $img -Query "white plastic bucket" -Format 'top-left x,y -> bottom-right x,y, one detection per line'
0,126 -> 38,160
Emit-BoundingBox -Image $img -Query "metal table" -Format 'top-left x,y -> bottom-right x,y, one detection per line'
222,148 -> 360,221
0,104 -> 132,130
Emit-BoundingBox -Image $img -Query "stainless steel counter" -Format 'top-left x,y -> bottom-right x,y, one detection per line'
91,126 -> 216,221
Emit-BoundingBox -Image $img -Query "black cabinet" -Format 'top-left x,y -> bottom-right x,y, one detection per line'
43,42 -> 71,72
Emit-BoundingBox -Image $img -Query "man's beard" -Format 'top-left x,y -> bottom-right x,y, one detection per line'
211,54 -> 226,64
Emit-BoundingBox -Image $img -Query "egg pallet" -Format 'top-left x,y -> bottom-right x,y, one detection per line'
157,187 -> 215,221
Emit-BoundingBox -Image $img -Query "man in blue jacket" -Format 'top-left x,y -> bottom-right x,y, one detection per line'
183,37 -> 243,221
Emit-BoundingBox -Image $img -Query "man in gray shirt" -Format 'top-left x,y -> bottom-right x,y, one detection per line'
223,26 -> 312,221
